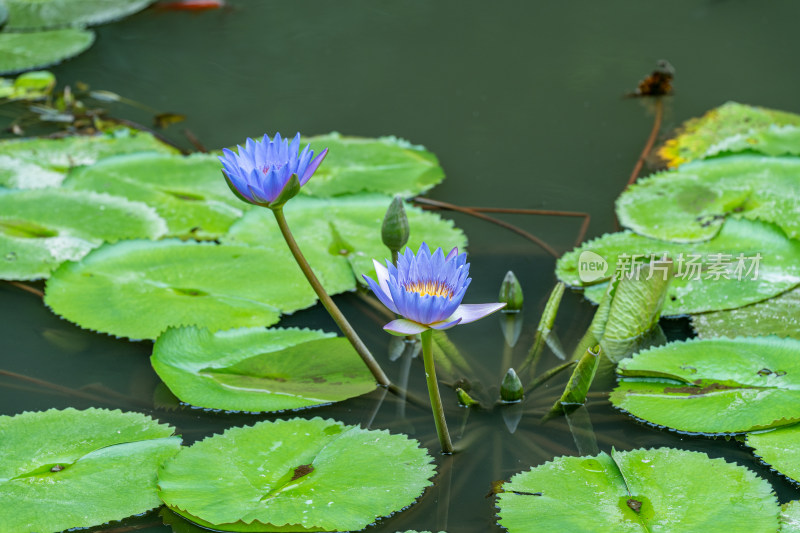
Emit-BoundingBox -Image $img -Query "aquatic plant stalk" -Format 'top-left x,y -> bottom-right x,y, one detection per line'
421,329 -> 454,454
272,207 -> 390,386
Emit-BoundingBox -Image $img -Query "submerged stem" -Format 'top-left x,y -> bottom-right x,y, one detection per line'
421,329 -> 454,454
272,208 -> 390,386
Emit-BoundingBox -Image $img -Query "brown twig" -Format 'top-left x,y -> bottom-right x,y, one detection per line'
6,281 -> 44,298
0,369 -> 111,404
626,97 -> 664,188
183,128 -> 208,153
412,197 -> 560,257
460,206 -> 591,247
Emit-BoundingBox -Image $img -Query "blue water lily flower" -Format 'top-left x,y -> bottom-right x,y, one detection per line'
364,243 -> 506,335
219,132 -> 327,207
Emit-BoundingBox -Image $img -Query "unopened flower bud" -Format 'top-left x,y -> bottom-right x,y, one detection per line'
500,368 -> 524,402
498,270 -> 523,312
381,196 -> 410,252
456,387 -> 479,408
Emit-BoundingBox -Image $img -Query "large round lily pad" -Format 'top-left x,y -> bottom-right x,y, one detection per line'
297,133 -> 445,197
222,194 -> 466,283
0,28 -> 94,75
617,156 -> 800,242
0,188 -> 166,280
782,501 -> 800,532
44,238 -> 355,340
691,287 -> 800,341
151,326 -> 377,412
4,0 -> 154,30
496,447 -> 778,532
747,423 -> 800,484
610,336 -> 800,434
0,408 -> 181,533
657,101 -> 800,167
0,128 -> 178,188
65,152 -> 247,240
557,218 -> 800,316
157,417 -> 435,532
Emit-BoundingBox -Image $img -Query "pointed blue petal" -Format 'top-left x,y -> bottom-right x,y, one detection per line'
450,302 -> 506,324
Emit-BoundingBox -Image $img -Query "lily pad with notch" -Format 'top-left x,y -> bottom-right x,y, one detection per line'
747,423 -> 800,485
691,287 -> 800,341
222,193 -> 467,283
4,0 -> 154,30
496,447 -> 778,532
0,188 -> 166,280
0,28 -> 95,75
617,156 -> 800,242
65,152 -> 248,240
151,326 -> 377,412
157,417 -> 435,532
44,238 -> 354,340
0,407 -> 181,533
556,218 -> 800,316
0,128 -> 178,188
610,336 -> 800,434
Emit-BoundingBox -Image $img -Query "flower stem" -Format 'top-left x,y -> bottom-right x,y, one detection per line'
272,208 -> 390,386
420,329 -> 454,454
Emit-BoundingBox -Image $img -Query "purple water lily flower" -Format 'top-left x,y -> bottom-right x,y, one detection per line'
363,243 -> 506,335
219,132 -> 328,207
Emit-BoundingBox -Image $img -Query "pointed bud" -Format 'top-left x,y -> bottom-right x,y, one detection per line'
456,387 -> 479,408
381,196 -> 410,252
498,271 -> 523,312
500,368 -> 524,403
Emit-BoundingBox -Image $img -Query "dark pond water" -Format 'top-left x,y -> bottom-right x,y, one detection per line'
4,1 -> 800,531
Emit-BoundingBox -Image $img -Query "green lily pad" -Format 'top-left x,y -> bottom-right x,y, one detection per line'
496,447 -> 778,532
65,152 -> 247,239
610,336 -> 800,434
692,287 -> 800,341
0,28 -> 94,75
557,218 -> 800,316
617,156 -> 800,242
44,238 -> 354,340
0,407 -> 181,533
658,101 -> 800,167
706,124 -> 800,159
747,424 -> 800,484
0,128 -> 178,188
781,501 -> 800,532
222,194 -> 466,283
5,0 -> 154,30
297,133 -> 445,197
0,188 -> 166,280
151,326 -> 377,412
157,417 -> 435,532
0,0 -> 8,27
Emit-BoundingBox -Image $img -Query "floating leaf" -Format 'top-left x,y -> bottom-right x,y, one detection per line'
617,156 -> 800,242
151,326 -> 376,412
0,407 -> 181,533
4,0 -> 154,30
0,28 -> 94,75
0,128 -> 178,188
781,501 -> 800,532
706,124 -> 800,158
658,101 -> 800,167
44,239 -> 354,340
496,447 -> 778,532
0,70 -> 55,100
222,194 -> 466,282
691,288 -> 800,341
610,336 -> 800,434
747,424 -> 800,484
557,218 -> 800,316
296,133 -> 445,197
65,152 -> 246,239
157,417 -> 435,532
0,188 -> 166,280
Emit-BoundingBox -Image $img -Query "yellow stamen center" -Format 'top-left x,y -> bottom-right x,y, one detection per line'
404,281 -> 453,299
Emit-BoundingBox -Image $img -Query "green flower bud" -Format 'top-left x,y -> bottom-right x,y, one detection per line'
500,368 -> 524,402
498,270 -> 523,312
381,196 -> 410,252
